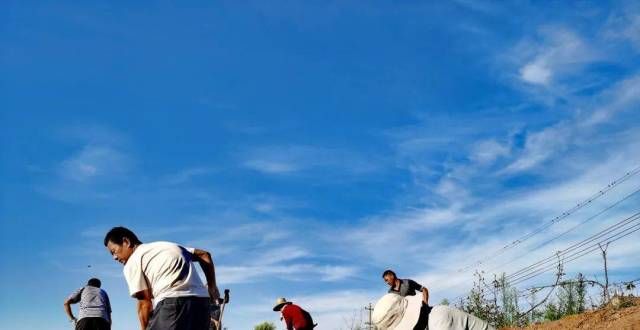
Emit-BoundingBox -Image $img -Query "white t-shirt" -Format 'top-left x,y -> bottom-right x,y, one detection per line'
123,241 -> 209,306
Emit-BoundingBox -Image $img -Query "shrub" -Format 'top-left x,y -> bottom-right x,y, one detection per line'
254,321 -> 277,330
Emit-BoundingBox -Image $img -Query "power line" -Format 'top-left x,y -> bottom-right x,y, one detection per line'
447,212 -> 640,305
518,277 -> 640,298
506,212 -> 640,283
486,187 -> 640,275
508,219 -> 640,286
508,215 -> 640,284
457,166 -> 640,273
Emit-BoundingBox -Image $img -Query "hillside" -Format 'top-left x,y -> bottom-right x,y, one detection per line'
503,297 -> 640,330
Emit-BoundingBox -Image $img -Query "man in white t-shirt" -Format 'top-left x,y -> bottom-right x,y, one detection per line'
104,226 -> 220,330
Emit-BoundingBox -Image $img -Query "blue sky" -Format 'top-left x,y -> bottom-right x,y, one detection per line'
1,1 -> 640,329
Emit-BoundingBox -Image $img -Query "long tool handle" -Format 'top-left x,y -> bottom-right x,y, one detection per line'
217,289 -> 230,330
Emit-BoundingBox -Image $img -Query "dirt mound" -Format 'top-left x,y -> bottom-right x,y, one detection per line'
502,297 -> 640,330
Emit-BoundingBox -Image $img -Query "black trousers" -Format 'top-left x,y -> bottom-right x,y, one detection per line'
76,317 -> 110,330
148,297 -> 210,330
413,303 -> 432,330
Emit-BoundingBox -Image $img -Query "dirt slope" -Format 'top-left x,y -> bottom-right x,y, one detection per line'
502,297 -> 640,330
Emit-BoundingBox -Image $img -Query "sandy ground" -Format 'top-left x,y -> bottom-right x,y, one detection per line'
502,297 -> 640,330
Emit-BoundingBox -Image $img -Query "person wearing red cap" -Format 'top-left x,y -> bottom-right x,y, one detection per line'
272,298 -> 316,330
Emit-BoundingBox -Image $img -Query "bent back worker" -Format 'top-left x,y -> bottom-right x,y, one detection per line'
273,298 -> 316,330
63,278 -> 112,330
382,270 -> 430,330
104,226 -> 220,330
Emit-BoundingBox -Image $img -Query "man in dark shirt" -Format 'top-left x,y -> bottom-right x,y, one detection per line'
382,269 -> 430,330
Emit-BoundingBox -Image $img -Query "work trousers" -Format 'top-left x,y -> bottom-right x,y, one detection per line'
148,296 -> 210,330
76,317 -> 110,330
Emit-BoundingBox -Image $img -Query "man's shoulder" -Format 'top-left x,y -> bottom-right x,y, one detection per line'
131,241 -> 183,254
70,287 -> 85,296
406,279 -> 423,289
142,241 -> 184,250
83,286 -> 109,296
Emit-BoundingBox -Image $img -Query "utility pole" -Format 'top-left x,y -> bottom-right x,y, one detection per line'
599,242 -> 610,302
364,303 -> 374,330
528,288 -> 537,324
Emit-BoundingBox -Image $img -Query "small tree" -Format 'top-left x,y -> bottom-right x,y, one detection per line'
557,281 -> 578,316
496,273 -> 519,327
254,321 -> 277,330
543,302 -> 561,321
463,271 -> 500,326
342,309 -> 365,330
576,273 -> 586,313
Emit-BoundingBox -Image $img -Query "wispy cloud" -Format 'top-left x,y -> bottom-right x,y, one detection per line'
514,27 -> 601,87
30,124 -> 138,202
503,73 -> 640,173
160,167 -> 217,185
58,145 -> 131,182
469,139 -> 511,165
241,145 -> 384,176
503,122 -> 571,173
602,3 -> 640,52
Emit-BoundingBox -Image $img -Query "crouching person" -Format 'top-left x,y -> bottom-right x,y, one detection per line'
273,298 -> 317,330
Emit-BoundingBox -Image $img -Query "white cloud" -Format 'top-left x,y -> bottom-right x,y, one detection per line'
503,123 -> 571,173
621,14 -> 640,50
602,5 -> 640,52
520,61 -> 552,85
502,72 -> 640,174
469,139 -> 511,165
581,75 -> 640,127
58,145 -> 130,182
515,28 -> 600,86
218,262 -> 358,285
161,167 -> 216,185
243,158 -> 299,174
241,145 -> 382,176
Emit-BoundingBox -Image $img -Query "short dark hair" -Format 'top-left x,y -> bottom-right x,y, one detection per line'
87,278 -> 101,288
103,226 -> 142,247
382,269 -> 397,278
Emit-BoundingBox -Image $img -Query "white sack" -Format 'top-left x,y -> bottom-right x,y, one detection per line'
429,305 -> 496,330
372,294 -> 495,330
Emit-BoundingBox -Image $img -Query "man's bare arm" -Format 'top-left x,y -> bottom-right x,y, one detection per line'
133,289 -> 153,330
422,287 -> 430,305
63,299 -> 76,322
193,248 -> 220,301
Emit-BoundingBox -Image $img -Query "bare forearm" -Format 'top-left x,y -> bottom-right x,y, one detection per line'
63,302 -> 75,320
422,288 -> 429,305
194,249 -> 220,301
137,300 -> 153,330
195,250 -> 217,286
201,260 -> 217,286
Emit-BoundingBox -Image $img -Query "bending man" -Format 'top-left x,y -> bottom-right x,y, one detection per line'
64,278 -> 112,330
104,226 -> 220,330
383,269 -> 430,330
273,297 -> 316,330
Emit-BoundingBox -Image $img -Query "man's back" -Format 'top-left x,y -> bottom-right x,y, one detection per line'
282,304 -> 314,330
123,241 -> 209,305
67,286 -> 111,321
